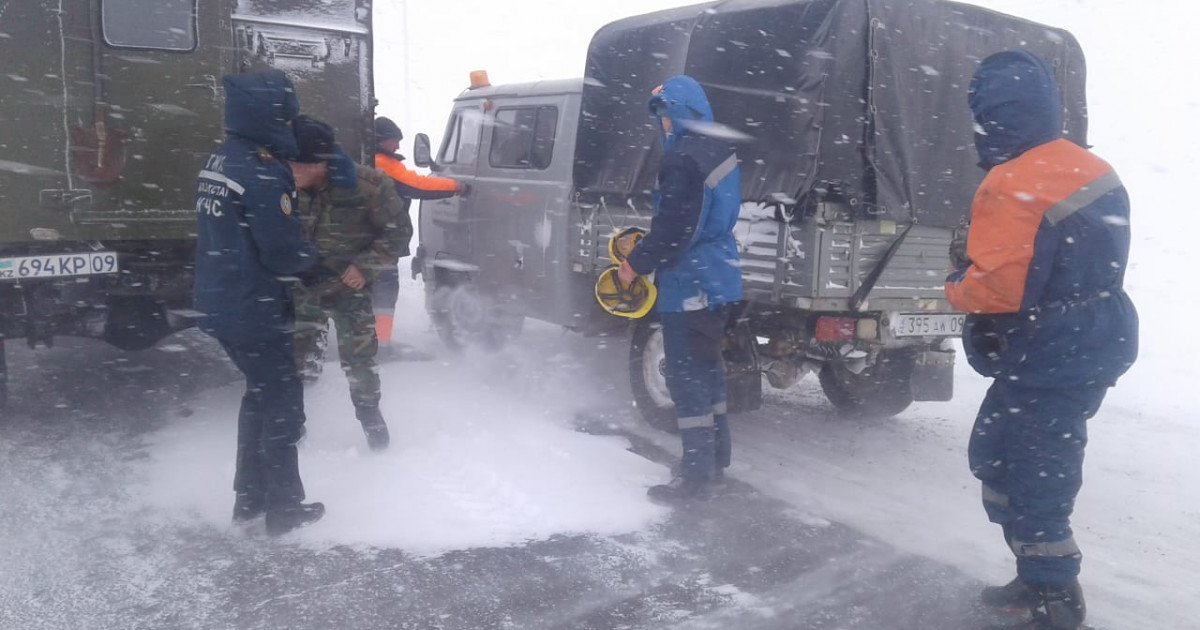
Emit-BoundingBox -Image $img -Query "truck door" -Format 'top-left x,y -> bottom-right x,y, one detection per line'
419,103 -> 485,273
0,0 -> 230,241
472,99 -> 573,319
233,0 -> 374,160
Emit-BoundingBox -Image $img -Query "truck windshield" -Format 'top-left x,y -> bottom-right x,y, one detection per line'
439,106 -> 483,166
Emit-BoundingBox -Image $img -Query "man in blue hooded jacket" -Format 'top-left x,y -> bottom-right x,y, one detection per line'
620,75 -> 743,502
946,51 -> 1138,629
193,69 -> 325,536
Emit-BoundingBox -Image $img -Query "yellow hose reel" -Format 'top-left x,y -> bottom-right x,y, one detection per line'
594,227 -> 656,319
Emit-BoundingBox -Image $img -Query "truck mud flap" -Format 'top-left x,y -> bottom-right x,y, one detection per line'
723,314 -> 762,414
911,349 -> 954,402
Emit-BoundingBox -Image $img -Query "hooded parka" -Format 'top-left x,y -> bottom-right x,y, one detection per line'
193,70 -> 317,342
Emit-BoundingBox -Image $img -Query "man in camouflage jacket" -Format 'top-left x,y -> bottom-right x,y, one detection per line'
290,116 -> 411,451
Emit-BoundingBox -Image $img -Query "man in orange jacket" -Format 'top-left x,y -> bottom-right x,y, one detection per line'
371,116 -> 462,345
946,50 -> 1137,630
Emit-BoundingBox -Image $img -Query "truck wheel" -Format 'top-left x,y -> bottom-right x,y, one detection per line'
629,319 -> 678,433
430,285 -> 480,351
430,285 -> 522,352
818,351 -> 915,418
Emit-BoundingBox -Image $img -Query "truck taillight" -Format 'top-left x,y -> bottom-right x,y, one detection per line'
815,316 -> 856,341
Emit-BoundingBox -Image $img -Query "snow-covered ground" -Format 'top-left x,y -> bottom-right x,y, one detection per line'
141,321 -> 667,555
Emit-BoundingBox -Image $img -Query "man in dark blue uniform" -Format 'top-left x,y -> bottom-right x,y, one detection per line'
620,76 -> 743,502
193,69 -> 325,536
946,51 -> 1138,629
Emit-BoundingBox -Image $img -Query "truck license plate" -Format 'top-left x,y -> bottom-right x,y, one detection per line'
890,313 -> 965,337
0,251 -> 120,280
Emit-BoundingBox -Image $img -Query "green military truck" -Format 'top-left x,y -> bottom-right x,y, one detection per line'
410,0 -> 1087,429
0,0 -> 376,407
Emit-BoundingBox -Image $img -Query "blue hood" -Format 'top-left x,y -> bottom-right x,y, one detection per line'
968,50 -> 1062,169
648,75 -> 714,148
223,70 -> 301,161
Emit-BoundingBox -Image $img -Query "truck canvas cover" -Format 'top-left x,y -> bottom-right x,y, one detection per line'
574,0 -> 1087,226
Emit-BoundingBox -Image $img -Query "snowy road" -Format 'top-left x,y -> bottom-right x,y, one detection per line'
0,329 -> 996,630
0,313 -> 1189,629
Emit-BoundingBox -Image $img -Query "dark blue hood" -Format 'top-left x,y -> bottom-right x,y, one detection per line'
648,75 -> 714,148
223,70 -> 301,161
968,50 -> 1062,169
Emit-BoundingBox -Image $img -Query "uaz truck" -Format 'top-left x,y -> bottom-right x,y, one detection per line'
0,0 -> 375,407
409,0 -> 1087,430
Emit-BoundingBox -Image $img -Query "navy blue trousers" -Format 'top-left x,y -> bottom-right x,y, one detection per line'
372,266 -> 400,316
660,308 -> 731,482
968,380 -> 1107,586
218,336 -> 308,509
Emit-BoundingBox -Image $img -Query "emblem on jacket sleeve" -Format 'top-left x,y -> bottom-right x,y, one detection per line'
281,193 -> 293,215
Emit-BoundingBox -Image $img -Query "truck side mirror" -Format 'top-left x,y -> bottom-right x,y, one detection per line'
413,133 -> 435,169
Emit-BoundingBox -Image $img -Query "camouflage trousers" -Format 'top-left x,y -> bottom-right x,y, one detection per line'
292,281 -> 380,410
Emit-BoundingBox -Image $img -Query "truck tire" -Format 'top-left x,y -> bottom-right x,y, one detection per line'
818,350 -> 916,418
629,319 -> 678,433
430,285 -> 522,352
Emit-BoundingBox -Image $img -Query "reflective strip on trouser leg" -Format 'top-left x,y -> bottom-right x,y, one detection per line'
1011,536 -> 1081,559
678,412 -> 715,430
982,483 -> 1010,509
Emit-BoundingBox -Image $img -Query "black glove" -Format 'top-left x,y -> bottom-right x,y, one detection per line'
949,228 -> 971,270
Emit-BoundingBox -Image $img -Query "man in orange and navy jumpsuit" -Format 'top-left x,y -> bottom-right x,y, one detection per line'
371,116 -> 461,344
946,50 -> 1138,630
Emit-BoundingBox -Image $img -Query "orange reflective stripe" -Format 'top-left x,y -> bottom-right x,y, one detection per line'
946,140 -> 1114,314
374,153 -> 457,192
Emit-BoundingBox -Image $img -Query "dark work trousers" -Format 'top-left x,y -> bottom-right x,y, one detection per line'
660,308 -> 731,483
968,379 -> 1108,587
218,336 -> 307,509
372,265 -> 400,317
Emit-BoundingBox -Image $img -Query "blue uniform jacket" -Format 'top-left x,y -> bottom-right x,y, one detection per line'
192,70 -> 318,342
946,51 -> 1138,388
626,75 -> 743,313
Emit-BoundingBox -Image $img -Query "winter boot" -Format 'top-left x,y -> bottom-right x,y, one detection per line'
232,492 -> 265,523
1029,580 -> 1086,630
265,502 -> 326,536
649,427 -> 716,504
355,406 -> 390,451
981,576 -> 1037,611
647,475 -> 714,503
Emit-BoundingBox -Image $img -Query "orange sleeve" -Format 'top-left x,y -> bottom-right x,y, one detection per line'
945,170 -> 1039,313
945,139 -> 1114,314
375,153 -> 457,193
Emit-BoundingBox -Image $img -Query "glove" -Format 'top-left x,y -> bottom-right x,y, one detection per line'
949,228 -> 971,270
